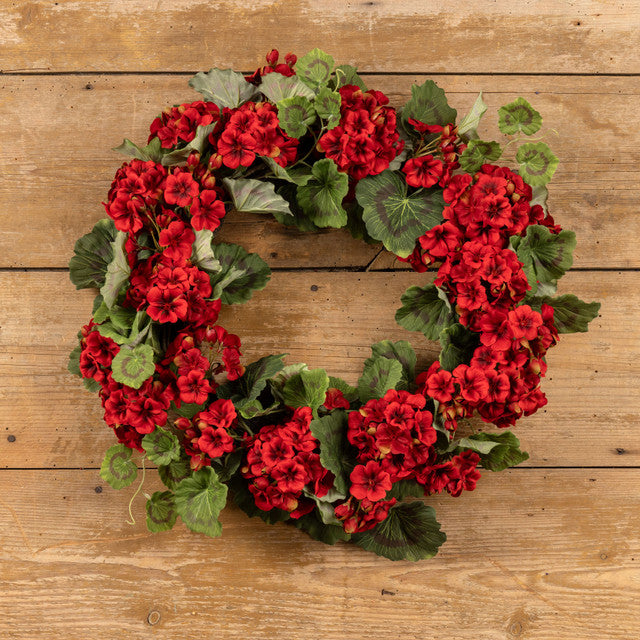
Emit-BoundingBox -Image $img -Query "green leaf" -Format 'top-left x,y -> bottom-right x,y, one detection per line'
439,323 -> 480,371
295,48 -> 335,89
498,97 -> 542,136
385,479 -> 425,501
275,96 -> 316,138
212,449 -> 243,483
458,139 -> 502,173
158,457 -> 192,490
146,491 -> 177,533
400,80 -> 457,133
281,368 -> 330,412
395,284 -> 456,340
534,294 -> 600,334
229,476 -> 291,525
331,64 -> 366,90
344,200 -> 379,244
516,142 -> 559,186
530,184 -> 549,214
190,229 -> 222,273
207,242 -> 271,304
112,137 -> 164,163
110,343 -> 155,389
95,321 -> 128,345
174,467 -> 228,537
261,157 -> 313,185
297,158 -> 349,228
512,224 -> 576,296
160,123 -> 216,167
68,344 -> 82,378
259,71 -> 316,102
455,431 -> 529,471
328,376 -> 359,404
368,340 -> 416,391
310,410 -> 351,495
356,170 -> 445,258
457,92 -> 488,140
188,68 -> 257,108
314,87 -> 341,129
358,356 -> 404,403
69,219 -> 117,290
99,231 -> 130,309
223,177 -> 292,216
271,183 -> 321,232
142,428 -> 181,466
292,510 -> 351,545
352,501 -> 446,561
100,444 -> 137,490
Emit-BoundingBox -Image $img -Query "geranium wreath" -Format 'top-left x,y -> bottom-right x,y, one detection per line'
68,49 -> 600,561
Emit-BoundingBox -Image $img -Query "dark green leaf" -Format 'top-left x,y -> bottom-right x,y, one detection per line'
385,479 -> 425,500
395,284 -> 456,340
112,137 -> 164,163
259,71 -> 316,102
353,501 -> 446,561
358,356 -> 404,403
146,491 -> 177,532
69,218 -> 117,290
455,431 -> 529,471
100,444 -> 137,490
439,323 -> 480,371
110,343 -> 155,389
516,142 -> 559,186
271,183 -> 321,232
356,170 -> 445,258
310,410 -> 351,495
327,376 -> 359,404
297,158 -> 349,228
275,96 -> 316,138
229,476 -> 291,524
295,48 -> 335,89
158,457 -> 192,490
528,294 -> 600,334
188,68 -> 258,108
400,80 -> 457,133
498,97 -> 542,136
281,368 -> 330,412
458,140 -> 502,173
142,428 -> 181,466
368,340 -> 417,390
331,64 -> 366,90
291,509 -> 350,545
223,177 -> 292,216
83,377 -> 101,393
68,344 -> 82,378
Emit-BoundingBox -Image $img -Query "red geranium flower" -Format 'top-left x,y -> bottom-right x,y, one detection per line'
349,461 -> 392,501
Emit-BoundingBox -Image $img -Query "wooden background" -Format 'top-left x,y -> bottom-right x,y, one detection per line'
1,1 -> 639,638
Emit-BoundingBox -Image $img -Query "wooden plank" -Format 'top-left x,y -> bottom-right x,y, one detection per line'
1,1 -> 639,74
0,270 -> 635,469
1,74 -> 637,269
0,469 -> 638,639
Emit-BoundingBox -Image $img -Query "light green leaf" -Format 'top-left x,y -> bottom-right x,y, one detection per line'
146,491 -> 178,532
100,444 -> 137,490
297,158 -> 349,228
275,95 -> 316,138
142,428 -> 181,466
160,123 -> 216,166
309,410 -> 350,495
223,177 -> 292,216
353,501 -> 446,561
295,48 -> 335,89
174,467 -> 228,537
190,229 -> 222,273
281,368 -> 330,412
331,64 -> 366,90
69,219 -> 117,290
516,142 -> 559,186
188,68 -> 258,108
112,137 -> 164,163
457,92 -> 488,139
356,170 -> 445,258
99,231 -> 130,309
395,284 -> 456,340
459,139 -> 502,173
259,72 -> 316,102
530,184 -> 549,214
158,457 -> 192,490
95,321 -> 128,345
498,97 -> 542,136
455,431 -> 529,471
110,343 -> 155,389
400,80 -> 457,133
358,356 -> 404,403
314,87 -> 341,129
439,323 -> 480,371
261,157 -> 313,185
368,340 -> 416,390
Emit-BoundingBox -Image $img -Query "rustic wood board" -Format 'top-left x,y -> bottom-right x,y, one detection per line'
0,469 -> 638,640
1,74 -> 638,268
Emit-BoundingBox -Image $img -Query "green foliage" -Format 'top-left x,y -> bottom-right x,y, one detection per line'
454,431 -> 529,471
158,456 -> 192,491
459,140 -> 502,173
100,444 -> 137,490
190,229 -> 222,273
142,429 -> 181,466
527,294 -> 600,334
357,356 -> 404,403
457,92 -> 487,139
367,340 -> 416,391
188,68 -> 257,108
99,231 -> 130,309
110,343 -> 155,389
439,323 -> 480,371
295,48 -> 335,89
498,97 -> 542,136
146,491 -> 178,532
112,137 -> 164,163
276,96 -> 317,138
331,64 -> 366,90
314,87 -> 341,129
297,159 -> 349,228
160,123 -> 216,166
395,284 -> 456,340
310,410 -> 351,494
259,72 -> 316,102
291,510 -> 351,545
69,219 -> 117,290
223,177 -> 292,216
281,368 -> 330,412
516,142 -> 559,186
327,376 -> 359,404
400,80 -> 457,134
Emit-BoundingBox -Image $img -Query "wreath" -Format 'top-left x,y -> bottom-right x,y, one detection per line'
68,49 -> 600,561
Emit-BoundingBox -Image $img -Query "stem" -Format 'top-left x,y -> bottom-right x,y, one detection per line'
126,457 -> 146,526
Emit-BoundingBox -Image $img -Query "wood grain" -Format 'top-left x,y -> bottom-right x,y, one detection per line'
0,269 -> 634,469
1,0 -> 638,74
0,469 -> 638,640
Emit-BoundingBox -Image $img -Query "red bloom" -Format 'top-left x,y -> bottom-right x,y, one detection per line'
190,190 -> 226,231
158,220 -> 196,262
164,171 -> 199,207
403,155 -> 444,188
349,461 -> 392,501
198,427 -> 234,458
177,369 -> 213,405
217,129 -> 256,169
146,286 -> 188,323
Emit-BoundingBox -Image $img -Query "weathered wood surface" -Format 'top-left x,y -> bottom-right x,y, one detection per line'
0,469 -> 638,640
1,0 -> 639,74
1,74 -> 638,269
0,270 -> 635,469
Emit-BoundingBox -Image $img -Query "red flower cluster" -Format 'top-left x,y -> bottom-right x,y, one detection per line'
149,100 -> 221,149
317,85 -> 403,179
245,49 -> 297,84
77,321 -> 120,385
241,407 -> 334,518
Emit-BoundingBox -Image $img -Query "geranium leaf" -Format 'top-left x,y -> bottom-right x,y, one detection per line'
530,184 -> 549,214
455,431 -> 529,471
110,343 -> 155,389
512,225 -> 576,296
99,231 -> 130,309
396,284 -> 456,340
328,376 -> 359,404
331,64 -> 366,90
310,410 -> 351,495
295,48 -> 335,89
358,356 -> 404,403
160,123 -> 216,166
368,340 -> 416,390
190,229 -> 222,273
261,157 -> 312,185
95,321 -> 129,345
259,72 -> 316,102
297,159 -> 349,228
292,510 -> 351,545
272,184 -> 322,231
498,97 -> 542,136
457,92 -> 487,140
100,444 -> 137,490
174,467 -> 228,537
68,344 -> 82,378
158,456 -> 192,490
531,294 -> 601,334
400,80 -> 457,133
385,479 -> 425,500
439,323 -> 480,371
69,218 -> 117,290
223,177 -> 292,216
188,68 -> 257,108
207,242 -> 270,304
459,140 -> 502,173
516,142 -> 559,186
314,87 -> 341,129
112,137 -> 164,163
352,501 -> 446,561
281,368 -> 330,412
142,428 -> 181,466
275,96 -> 317,138
356,170 -> 444,258
146,491 -> 178,533
217,354 -> 286,407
